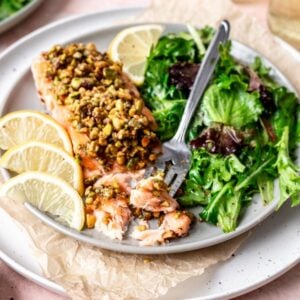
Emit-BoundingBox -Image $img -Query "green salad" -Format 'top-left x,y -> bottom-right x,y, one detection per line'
140,26 -> 300,233
0,0 -> 31,21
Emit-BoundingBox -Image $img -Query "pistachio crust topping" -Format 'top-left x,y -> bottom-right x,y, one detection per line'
43,43 -> 159,171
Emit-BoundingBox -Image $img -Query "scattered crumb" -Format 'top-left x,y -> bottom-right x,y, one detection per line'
143,257 -> 152,263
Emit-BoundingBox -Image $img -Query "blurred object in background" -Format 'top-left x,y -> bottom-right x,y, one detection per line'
268,0 -> 300,50
0,0 -> 43,35
231,0 -> 257,2
0,0 -> 32,21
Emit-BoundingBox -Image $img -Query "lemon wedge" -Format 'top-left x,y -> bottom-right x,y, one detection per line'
0,171 -> 85,230
0,110 -> 73,154
108,24 -> 164,85
0,141 -> 84,195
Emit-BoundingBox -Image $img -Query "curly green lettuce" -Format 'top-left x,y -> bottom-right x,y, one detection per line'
141,26 -> 299,234
201,83 -> 263,128
275,127 -> 300,208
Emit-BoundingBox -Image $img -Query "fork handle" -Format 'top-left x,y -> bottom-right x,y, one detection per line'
171,20 -> 230,143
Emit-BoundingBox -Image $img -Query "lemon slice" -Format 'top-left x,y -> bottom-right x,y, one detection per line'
0,141 -> 84,195
0,110 -> 73,154
0,171 -> 85,230
108,24 -> 164,85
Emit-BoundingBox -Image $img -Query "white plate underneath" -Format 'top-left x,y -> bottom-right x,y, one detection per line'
0,6 -> 299,300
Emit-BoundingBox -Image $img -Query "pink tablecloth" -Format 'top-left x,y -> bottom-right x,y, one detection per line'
0,0 -> 299,299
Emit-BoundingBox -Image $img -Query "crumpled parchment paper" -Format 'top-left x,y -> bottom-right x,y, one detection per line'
1,0 -> 299,299
1,197 -> 247,300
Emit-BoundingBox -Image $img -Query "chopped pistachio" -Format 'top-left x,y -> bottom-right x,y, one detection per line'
89,127 -> 99,140
162,230 -> 174,239
73,51 -> 82,59
137,225 -> 147,231
70,91 -> 80,99
112,117 -> 124,130
103,123 -> 112,137
116,152 -> 125,165
115,99 -> 124,111
85,197 -> 93,204
134,99 -> 144,113
103,68 -> 116,79
86,214 -> 96,228
149,153 -> 157,161
71,77 -> 82,90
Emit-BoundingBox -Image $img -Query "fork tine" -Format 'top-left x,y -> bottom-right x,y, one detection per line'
164,167 -> 177,185
144,165 -> 154,178
169,172 -> 188,197
156,158 -> 166,172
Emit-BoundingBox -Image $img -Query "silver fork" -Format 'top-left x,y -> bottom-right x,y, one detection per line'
145,20 -> 230,197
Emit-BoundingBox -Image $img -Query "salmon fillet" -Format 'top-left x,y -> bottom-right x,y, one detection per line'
31,43 -> 193,242
31,43 -> 159,178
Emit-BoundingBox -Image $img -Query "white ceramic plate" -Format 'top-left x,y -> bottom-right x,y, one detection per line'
0,13 -> 298,255
0,7 -> 299,299
0,0 -> 44,34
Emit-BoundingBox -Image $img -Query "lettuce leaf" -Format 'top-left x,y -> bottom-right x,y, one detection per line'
201,83 -> 263,128
199,145 -> 277,232
251,57 -> 278,89
152,99 -> 185,141
251,57 -> 299,147
275,127 -> 300,208
142,34 -> 199,104
179,149 -> 245,207
216,186 -> 242,233
271,87 -> 299,147
200,181 -> 234,227
257,174 -> 274,205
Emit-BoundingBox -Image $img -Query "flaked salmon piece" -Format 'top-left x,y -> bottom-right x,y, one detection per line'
94,170 -> 144,194
95,198 -> 131,240
130,176 -> 179,213
162,211 -> 192,236
131,211 -> 192,246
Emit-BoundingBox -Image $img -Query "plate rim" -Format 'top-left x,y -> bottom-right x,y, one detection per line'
0,6 -> 299,300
